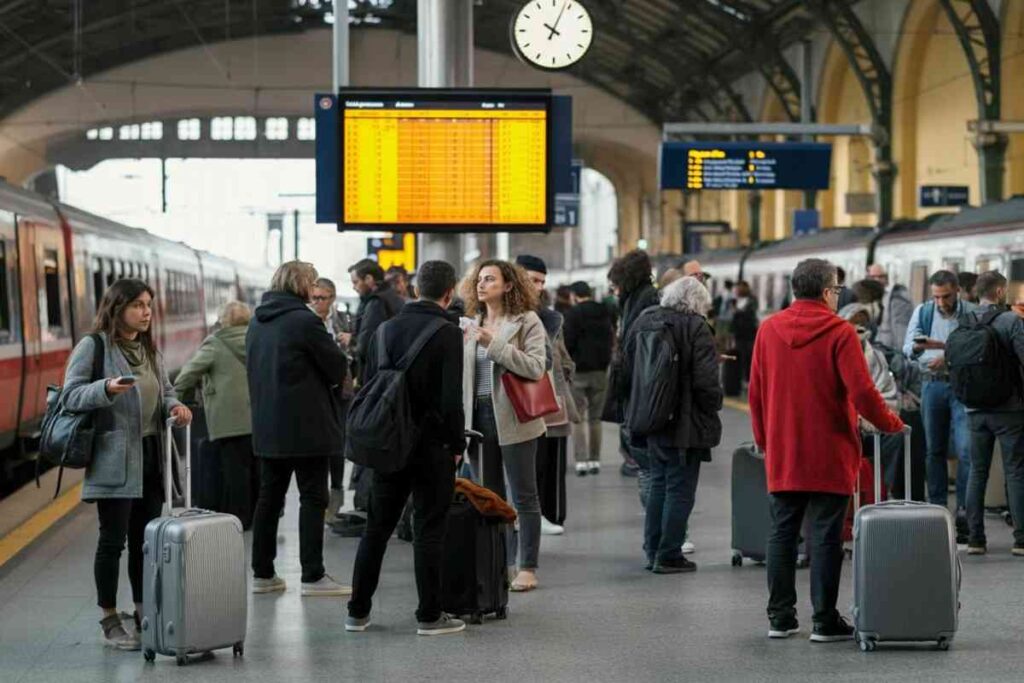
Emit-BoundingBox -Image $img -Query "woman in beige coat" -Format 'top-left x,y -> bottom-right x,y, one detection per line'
462,260 -> 547,592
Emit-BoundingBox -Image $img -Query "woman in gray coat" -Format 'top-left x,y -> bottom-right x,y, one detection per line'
62,279 -> 191,651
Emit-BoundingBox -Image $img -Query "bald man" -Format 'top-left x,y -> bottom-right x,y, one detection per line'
682,260 -> 707,283
868,264 -> 913,349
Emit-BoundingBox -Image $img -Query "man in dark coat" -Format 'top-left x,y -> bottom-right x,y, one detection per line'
347,258 -> 405,385
247,261 -> 350,597
346,261 -> 467,636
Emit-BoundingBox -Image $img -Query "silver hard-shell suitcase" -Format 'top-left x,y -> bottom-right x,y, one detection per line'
142,418 -> 248,665
853,427 -> 961,651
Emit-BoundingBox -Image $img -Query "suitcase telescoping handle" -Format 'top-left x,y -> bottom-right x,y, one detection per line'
868,425 -> 913,503
164,417 -> 191,515
464,429 -> 485,488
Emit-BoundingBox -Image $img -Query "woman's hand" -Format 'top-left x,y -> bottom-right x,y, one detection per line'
474,326 -> 494,348
170,404 -> 193,427
105,378 -> 133,396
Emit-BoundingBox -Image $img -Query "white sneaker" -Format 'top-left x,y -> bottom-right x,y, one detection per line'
682,538 -> 695,555
252,575 -> 287,594
588,461 -> 601,474
540,517 -> 564,536
575,462 -> 589,477
301,574 -> 352,597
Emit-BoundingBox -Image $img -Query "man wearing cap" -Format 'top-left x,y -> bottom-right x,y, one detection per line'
516,255 -> 579,536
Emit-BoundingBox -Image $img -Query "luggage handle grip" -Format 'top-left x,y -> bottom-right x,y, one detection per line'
152,563 -> 161,613
164,417 -> 191,515
862,425 -> 913,504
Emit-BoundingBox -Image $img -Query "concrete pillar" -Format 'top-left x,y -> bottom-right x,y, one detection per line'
332,2 -> 349,94
417,0 -> 471,269
747,190 -> 762,245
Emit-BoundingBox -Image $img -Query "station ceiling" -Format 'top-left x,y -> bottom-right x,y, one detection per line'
0,0 -> 822,123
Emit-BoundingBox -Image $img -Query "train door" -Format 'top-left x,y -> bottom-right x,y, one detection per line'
15,216 -> 72,434
0,210 -> 20,448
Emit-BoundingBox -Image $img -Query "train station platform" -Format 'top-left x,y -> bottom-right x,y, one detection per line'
1,406 -> 1022,682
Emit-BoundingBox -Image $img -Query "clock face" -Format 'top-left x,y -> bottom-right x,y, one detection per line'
511,0 -> 594,71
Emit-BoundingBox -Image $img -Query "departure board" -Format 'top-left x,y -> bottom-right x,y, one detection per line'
660,142 -> 832,191
339,89 -> 552,229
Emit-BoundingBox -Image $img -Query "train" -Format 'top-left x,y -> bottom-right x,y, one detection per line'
680,199 -> 1024,314
0,180 -> 272,480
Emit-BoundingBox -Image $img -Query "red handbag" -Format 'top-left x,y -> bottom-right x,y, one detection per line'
500,371 -> 560,423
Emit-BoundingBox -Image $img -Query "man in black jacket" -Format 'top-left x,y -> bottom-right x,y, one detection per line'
346,258 -> 405,385
247,261 -> 350,597
565,281 -> 614,475
346,260 -> 467,637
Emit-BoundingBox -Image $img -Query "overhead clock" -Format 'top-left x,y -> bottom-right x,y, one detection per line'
511,0 -> 594,71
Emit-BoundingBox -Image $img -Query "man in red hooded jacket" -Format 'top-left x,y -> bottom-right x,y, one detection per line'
749,258 -> 904,644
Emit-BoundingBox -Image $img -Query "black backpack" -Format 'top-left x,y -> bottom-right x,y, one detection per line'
625,310 -> 680,436
946,309 -> 1020,410
346,318 -> 447,474
38,333 -> 107,498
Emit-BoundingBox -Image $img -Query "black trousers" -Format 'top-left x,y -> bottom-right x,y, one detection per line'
217,435 -> 260,530
767,492 -> 848,626
348,441 -> 455,623
330,400 -> 349,494
251,456 -> 329,584
94,436 -> 164,609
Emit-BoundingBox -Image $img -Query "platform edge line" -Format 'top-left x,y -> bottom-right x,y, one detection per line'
0,482 -> 83,568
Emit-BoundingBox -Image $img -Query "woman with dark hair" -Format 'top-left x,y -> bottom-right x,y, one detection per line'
61,279 -> 192,651
461,259 -> 547,592
606,250 -> 659,503
730,280 -> 759,387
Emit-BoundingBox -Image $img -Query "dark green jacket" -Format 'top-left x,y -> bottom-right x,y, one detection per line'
174,325 -> 252,441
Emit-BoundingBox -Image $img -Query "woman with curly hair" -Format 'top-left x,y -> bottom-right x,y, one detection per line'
461,259 -> 548,592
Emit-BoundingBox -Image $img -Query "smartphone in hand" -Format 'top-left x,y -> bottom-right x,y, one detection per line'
117,375 -> 136,386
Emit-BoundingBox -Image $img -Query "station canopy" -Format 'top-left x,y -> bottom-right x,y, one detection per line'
0,0 -> 818,124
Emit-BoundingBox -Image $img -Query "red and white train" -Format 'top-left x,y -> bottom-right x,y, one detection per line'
0,181 -> 271,469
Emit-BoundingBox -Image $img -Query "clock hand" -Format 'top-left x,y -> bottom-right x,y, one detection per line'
547,0 -> 571,40
543,23 -> 561,38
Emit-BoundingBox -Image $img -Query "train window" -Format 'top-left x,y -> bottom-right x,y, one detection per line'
106,259 -> 115,287
763,275 -> 775,311
909,262 -> 930,305
43,249 -> 62,328
942,259 -> 963,274
92,257 -> 104,309
0,242 -> 9,332
1009,256 -> 1024,305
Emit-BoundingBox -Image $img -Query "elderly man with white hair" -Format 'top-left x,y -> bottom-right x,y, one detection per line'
621,276 -> 723,574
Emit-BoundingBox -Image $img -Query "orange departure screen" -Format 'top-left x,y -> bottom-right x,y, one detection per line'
342,101 -> 548,226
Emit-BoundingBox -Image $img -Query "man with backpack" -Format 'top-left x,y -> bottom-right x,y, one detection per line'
345,261 -> 467,636
945,271 -> 1024,556
902,270 -> 976,540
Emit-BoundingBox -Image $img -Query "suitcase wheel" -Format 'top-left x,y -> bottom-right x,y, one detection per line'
143,649 -> 156,663
857,636 -> 876,652
176,655 -> 188,666
233,642 -> 245,657
495,607 -> 508,620
731,554 -> 742,568
937,638 -> 950,651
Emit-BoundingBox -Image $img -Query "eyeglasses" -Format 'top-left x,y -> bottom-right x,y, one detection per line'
310,295 -> 332,302
827,286 -> 843,295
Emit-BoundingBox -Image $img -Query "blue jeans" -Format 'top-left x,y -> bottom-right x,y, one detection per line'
643,444 -> 701,564
621,425 -> 652,508
921,380 -> 971,508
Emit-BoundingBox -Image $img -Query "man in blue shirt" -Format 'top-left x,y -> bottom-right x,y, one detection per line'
903,270 -> 976,539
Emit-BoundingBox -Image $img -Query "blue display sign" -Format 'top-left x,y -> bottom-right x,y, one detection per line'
554,196 -> 579,227
661,141 -> 832,191
315,93 -> 339,224
792,209 -> 820,237
920,185 -> 969,207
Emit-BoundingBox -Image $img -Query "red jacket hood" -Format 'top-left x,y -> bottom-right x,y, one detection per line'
771,299 -> 848,349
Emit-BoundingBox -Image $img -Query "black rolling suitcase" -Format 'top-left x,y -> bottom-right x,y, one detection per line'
536,436 -> 567,525
441,430 -> 510,624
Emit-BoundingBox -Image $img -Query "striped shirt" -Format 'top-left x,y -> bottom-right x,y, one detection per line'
475,344 -> 494,397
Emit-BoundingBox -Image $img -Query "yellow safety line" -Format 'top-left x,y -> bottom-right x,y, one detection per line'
723,397 -> 750,414
0,481 -> 83,568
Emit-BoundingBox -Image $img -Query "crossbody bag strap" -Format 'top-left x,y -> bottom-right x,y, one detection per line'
211,334 -> 246,368
395,318 -> 448,370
